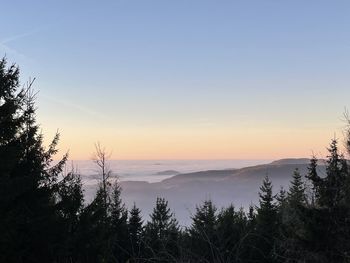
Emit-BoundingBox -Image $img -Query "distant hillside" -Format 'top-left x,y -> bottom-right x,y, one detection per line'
269,158 -> 311,165
155,170 -> 180,175
119,158 -> 326,225
162,159 -> 326,185
161,169 -> 236,184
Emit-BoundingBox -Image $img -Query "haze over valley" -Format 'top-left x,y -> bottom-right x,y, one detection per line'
80,158 -> 326,225
3,1 -> 350,261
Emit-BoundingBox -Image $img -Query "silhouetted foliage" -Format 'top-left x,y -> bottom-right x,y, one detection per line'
189,199 -> 219,262
217,206 -> 248,262
2,57 -> 350,262
128,203 -> 143,261
110,180 -> 129,262
0,58 -> 68,262
253,176 -> 278,263
55,168 -> 84,261
143,197 -> 180,261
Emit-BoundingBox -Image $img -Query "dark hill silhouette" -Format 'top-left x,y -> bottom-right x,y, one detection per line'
269,158 -> 311,165
155,170 -> 180,175
117,158 -> 326,225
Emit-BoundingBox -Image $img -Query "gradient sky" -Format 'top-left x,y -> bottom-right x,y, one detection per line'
1,0 -> 350,160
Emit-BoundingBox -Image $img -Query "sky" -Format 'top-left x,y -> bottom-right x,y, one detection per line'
1,0 -> 350,160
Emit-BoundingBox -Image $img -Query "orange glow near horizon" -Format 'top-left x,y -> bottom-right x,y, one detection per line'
45,124 -> 343,161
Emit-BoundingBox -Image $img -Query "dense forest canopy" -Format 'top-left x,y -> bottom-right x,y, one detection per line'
1,58 -> 350,262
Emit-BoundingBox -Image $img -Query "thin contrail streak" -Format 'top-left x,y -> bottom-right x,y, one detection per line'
0,25 -> 50,60
0,25 -> 49,45
41,94 -> 110,121
0,43 -> 28,60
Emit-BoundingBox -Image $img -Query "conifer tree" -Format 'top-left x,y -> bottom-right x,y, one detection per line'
288,168 -> 306,206
276,186 -> 287,211
275,186 -> 287,248
77,185 -> 115,263
0,58 -> 67,262
277,169 -> 308,262
110,180 -> 129,262
323,139 -> 348,207
305,156 -> 322,208
343,112 -> 350,206
247,203 -> 256,228
254,176 -> 278,263
56,168 -> 84,261
301,140 -> 350,262
144,197 -> 179,261
257,176 -> 277,232
128,203 -> 144,261
320,140 -> 349,260
189,199 -> 218,262
216,205 -> 248,262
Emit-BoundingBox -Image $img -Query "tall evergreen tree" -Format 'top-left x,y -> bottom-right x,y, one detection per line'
110,180 -> 129,262
144,197 -> 179,261
55,168 -> 84,262
276,186 -> 287,212
277,169 -> 309,262
77,188 -> 111,263
254,176 -> 278,263
189,199 -> 218,262
288,168 -> 306,206
306,156 -> 321,202
128,203 -> 144,261
343,112 -> 350,208
0,58 -> 67,262
216,205 -> 248,262
323,139 -> 347,207
322,140 -> 349,261
301,140 -> 350,262
247,203 -> 256,228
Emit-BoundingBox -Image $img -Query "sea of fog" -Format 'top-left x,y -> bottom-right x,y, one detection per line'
65,159 -> 274,225
69,159 -> 273,184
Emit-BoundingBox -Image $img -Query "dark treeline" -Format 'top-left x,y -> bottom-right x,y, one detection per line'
1,58 -> 350,263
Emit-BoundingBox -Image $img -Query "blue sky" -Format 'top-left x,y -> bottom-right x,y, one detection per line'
1,0 -> 350,159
